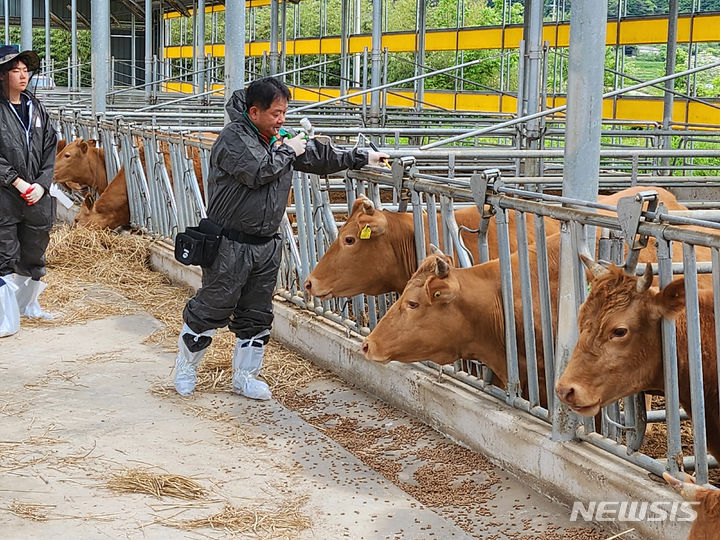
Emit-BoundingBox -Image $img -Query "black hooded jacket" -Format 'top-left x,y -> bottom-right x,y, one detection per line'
0,90 -> 57,226
206,89 -> 369,237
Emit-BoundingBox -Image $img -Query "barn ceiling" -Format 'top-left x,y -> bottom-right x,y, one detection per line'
2,0 -> 228,31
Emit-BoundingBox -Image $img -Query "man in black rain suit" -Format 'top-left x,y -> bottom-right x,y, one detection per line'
174,77 -> 388,399
0,45 -> 57,337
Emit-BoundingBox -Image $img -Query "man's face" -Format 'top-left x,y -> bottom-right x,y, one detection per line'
248,97 -> 288,140
0,61 -> 29,96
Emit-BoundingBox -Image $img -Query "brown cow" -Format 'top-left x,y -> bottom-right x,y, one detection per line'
304,195 -> 561,298
555,260 -> 720,459
54,138 -> 108,194
361,187 -> 708,407
75,167 -> 129,230
305,185 -> 704,300
664,472 -> 720,540
69,133 -> 216,229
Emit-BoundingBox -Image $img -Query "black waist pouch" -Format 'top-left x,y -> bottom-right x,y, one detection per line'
174,218 -> 222,267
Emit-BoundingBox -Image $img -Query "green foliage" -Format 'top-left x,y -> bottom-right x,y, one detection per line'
8,26 -> 91,86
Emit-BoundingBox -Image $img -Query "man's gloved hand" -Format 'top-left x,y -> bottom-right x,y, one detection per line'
368,150 -> 390,168
284,133 -> 307,157
24,183 -> 45,205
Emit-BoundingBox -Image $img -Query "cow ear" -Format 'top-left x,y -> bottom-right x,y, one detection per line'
79,140 -> 88,153
425,274 -> 457,304
87,139 -> 98,148
357,212 -> 387,237
654,278 -> 685,319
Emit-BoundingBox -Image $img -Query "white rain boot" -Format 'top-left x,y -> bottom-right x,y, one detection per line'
232,329 -> 272,400
174,323 -> 215,396
14,276 -> 53,319
0,275 -> 20,337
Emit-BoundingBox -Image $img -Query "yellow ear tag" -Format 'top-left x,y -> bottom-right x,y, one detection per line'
433,291 -> 441,298
360,225 -> 372,240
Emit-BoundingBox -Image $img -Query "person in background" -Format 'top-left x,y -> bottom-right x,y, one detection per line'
174,76 -> 388,400
0,45 -> 57,337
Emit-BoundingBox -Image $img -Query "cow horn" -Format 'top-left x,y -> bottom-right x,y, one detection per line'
580,254 -> 608,278
361,198 -> 375,215
429,244 -> 444,256
662,472 -> 702,502
435,257 -> 449,278
636,262 -> 653,292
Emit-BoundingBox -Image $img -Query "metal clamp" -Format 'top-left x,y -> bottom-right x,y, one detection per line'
617,190 -> 659,274
392,156 -> 416,212
470,168 -> 502,217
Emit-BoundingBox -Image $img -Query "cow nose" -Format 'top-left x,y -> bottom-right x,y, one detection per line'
555,383 -> 575,404
304,277 -> 313,292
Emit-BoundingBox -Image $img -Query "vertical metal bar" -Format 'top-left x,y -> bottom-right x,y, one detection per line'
3,0 -> 8,45
44,0 -> 51,79
682,243 -> 708,485
534,214 -> 555,414
515,211 -> 540,407
91,0 -> 110,115
20,0 -> 31,54
411,189 -> 426,267
145,0 -> 152,102
657,238 -> 683,476
280,0 -> 287,78
496,207 -> 520,405
369,0 -> 382,127
131,13 -> 137,86
197,0 -> 206,94
291,173 -> 310,282
553,0 -> 607,441
340,0 -> 349,94
661,0 -> 679,173
426,194 -> 439,248
225,0 -> 246,113
269,0 -> 278,75
415,0 -> 426,111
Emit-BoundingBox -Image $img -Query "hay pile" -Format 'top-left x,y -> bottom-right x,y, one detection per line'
168,499 -> 311,535
5,501 -> 54,522
42,225 -> 329,399
107,468 -> 207,500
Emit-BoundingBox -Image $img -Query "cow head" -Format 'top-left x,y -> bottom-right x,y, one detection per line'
74,193 -> 95,226
304,195 -> 408,298
362,249 -> 471,365
555,257 -> 685,417
54,138 -> 107,193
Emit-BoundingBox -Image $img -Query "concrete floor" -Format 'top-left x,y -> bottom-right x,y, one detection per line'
0,296 -> 610,539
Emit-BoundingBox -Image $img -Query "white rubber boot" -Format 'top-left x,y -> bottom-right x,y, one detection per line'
0,275 -> 20,337
14,276 -> 53,319
232,329 -> 272,400
174,323 -> 215,396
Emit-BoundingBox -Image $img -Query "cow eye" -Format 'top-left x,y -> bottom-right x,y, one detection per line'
407,300 -> 419,309
611,327 -> 628,338
344,236 -> 356,246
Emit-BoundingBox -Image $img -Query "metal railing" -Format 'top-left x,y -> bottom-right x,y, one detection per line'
51,110 -> 720,487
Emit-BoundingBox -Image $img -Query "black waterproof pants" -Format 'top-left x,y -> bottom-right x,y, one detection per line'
0,196 -> 53,280
183,235 -> 282,339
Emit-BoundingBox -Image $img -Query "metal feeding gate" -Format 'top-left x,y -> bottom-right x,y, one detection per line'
53,112 -> 720,490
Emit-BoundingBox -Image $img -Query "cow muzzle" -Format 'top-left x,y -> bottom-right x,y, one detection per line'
361,338 -> 390,363
304,276 -> 332,300
555,380 -> 601,417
